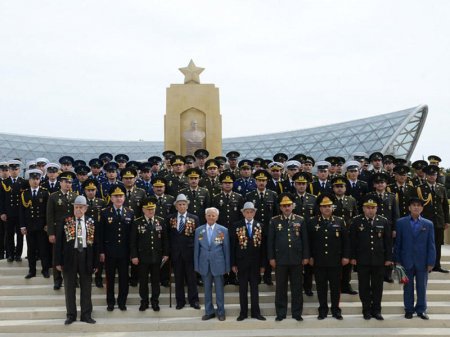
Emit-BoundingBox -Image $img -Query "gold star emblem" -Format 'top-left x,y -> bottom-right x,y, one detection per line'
179,59 -> 204,84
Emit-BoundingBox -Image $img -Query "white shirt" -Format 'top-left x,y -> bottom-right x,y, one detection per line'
74,216 -> 87,249
178,212 -> 187,231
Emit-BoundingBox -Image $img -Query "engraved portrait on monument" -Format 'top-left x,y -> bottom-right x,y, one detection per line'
183,120 -> 206,155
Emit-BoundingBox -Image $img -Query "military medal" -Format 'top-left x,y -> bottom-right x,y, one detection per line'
315,224 -> 320,231
359,225 -> 364,231
336,231 -> 340,238
57,199 -> 62,205
277,223 -> 282,231
378,232 -> 382,238
108,217 -> 113,224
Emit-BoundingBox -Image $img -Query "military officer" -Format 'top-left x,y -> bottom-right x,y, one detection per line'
428,155 -> 446,185
417,165 -> 449,273
266,162 -> 285,195
59,156 -> 74,172
199,159 -> 221,197
330,176 -> 358,295
267,193 -> 310,322
225,151 -> 241,178
165,155 -> 188,197
115,154 -> 129,170
99,184 -> 134,311
245,169 -> 278,285
272,153 -> 288,165
72,165 -> 90,195
281,160 -> 301,193
135,162 -> 154,196
214,156 -> 227,173
231,202 -> 266,321
184,155 -> 196,169
121,168 -> 147,218
367,172 -> 399,283
0,162 -> 7,259
387,165 -> 416,217
309,161 -> 333,196
82,179 -> 106,288
233,160 -> 257,197
302,156 -> 315,176
41,163 -> 60,193
212,173 -> 245,229
46,171 -> 78,290
130,197 -> 169,311
368,152 -> 386,190
100,162 -> 123,201
345,161 -> 369,211
88,158 -> 105,183
0,160 -> 28,262
151,177 -> 175,219
99,152 -> 113,166
147,156 -> 162,179
180,167 -> 211,221
35,158 -> 49,175
20,169 -> 50,279
411,160 -> 428,187
194,149 -> 209,174
350,195 -> 392,320
308,194 -> 350,320
159,150 -> 176,177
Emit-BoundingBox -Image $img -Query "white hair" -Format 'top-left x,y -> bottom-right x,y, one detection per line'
205,207 -> 220,216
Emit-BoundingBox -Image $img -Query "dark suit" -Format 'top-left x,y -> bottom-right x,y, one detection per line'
387,183 -> 417,217
199,177 -> 221,197
130,215 -> 169,306
167,212 -> 200,306
346,180 -> 369,211
165,173 -> 188,197
267,179 -> 284,195
309,180 -> 332,196
211,191 -> 244,228
99,206 -> 134,308
394,215 -> 436,314
267,213 -> 310,318
55,216 -> 98,321
231,219 -> 265,317
19,188 -> 50,274
350,215 -> 392,316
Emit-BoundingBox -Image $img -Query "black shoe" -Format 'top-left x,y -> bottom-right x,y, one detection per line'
107,305 -> 114,312
53,281 -> 62,290
304,290 -> 313,297
293,315 -> 303,321
275,316 -> 284,322
119,305 -> 127,311
372,313 -> 384,320
129,280 -> 138,287
418,313 -> 429,320
14,256 -> 22,262
341,288 -> 358,295
251,314 -> 266,321
161,281 -> 170,287
95,279 -> 103,288
139,303 -> 148,311
190,302 -> 201,310
152,303 -> 160,312
202,313 -> 216,321
176,304 -> 185,310
236,314 -> 247,321
6,257 -> 13,262
264,279 -> 274,286
25,272 -> 36,279
333,313 -> 343,320
432,267 -> 449,273
404,312 -> 413,319
317,314 -> 326,320
80,317 -> 96,324
363,313 -> 371,320
64,318 -> 75,325
218,315 -> 226,321
197,279 -> 204,287
41,270 -> 50,278
384,277 -> 394,283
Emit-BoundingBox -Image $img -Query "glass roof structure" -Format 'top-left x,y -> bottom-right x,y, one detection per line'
0,105 -> 427,163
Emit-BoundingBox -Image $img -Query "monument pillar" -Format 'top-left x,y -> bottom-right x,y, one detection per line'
164,60 -> 222,157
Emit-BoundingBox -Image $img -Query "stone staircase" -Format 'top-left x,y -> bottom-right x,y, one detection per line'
1,248 -> 450,337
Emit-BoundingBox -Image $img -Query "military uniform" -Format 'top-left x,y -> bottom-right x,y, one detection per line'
387,183 -> 416,217
267,198 -> 310,320
154,194 -> 175,219
20,186 -> 50,276
130,214 -> 169,310
179,187 -> 211,221
41,180 -> 60,194
212,191 -> 244,228
350,212 -> 392,318
124,186 -> 147,219
166,172 -> 189,197
199,176 -> 221,197
233,177 -> 257,197
308,214 -> 349,318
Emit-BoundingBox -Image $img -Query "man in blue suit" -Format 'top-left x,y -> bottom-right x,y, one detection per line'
194,207 -> 230,321
394,197 -> 436,320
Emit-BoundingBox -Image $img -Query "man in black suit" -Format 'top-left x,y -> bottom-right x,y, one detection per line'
99,184 -> 134,311
345,161 -> 369,211
231,202 -> 266,321
167,194 -> 201,310
19,169 -> 50,279
55,195 -> 98,325
309,161 -> 332,196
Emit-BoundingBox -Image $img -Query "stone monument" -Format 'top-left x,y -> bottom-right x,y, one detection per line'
164,60 -> 222,157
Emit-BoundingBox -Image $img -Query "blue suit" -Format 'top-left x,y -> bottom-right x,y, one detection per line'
394,216 -> 436,314
194,224 -> 230,316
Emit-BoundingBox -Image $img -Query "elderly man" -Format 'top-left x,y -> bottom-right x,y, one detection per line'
55,196 -> 98,325
394,197 -> 436,320
231,202 -> 266,321
194,207 -> 230,321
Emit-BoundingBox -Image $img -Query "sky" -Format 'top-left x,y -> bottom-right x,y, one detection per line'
0,0 -> 449,166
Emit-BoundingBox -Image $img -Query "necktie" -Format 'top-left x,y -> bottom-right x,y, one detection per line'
247,222 -> 252,238
76,218 -> 84,252
178,215 -> 185,233
192,190 -> 196,199
127,190 -> 131,198
208,226 -> 213,244
50,183 -> 54,189
379,193 -> 383,200
369,218 -> 374,226
158,197 -> 162,206
260,192 -> 264,200
116,208 -> 121,218
300,195 -> 304,203
32,190 -> 37,198
399,186 -> 403,193
225,194 -> 230,201
12,178 -> 16,184
431,185 -> 435,193
352,182 -> 356,189
321,183 -> 325,189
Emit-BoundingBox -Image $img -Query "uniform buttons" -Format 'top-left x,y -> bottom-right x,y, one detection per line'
371,241 -> 373,244
325,244 -> 328,247
118,240 -> 121,243
371,248 -> 374,250
325,251 -> 328,254
325,236 -> 328,239
325,229 -> 328,232
288,245 -> 291,248
371,236 -> 373,238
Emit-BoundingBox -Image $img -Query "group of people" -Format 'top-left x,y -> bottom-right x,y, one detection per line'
0,149 -> 447,324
